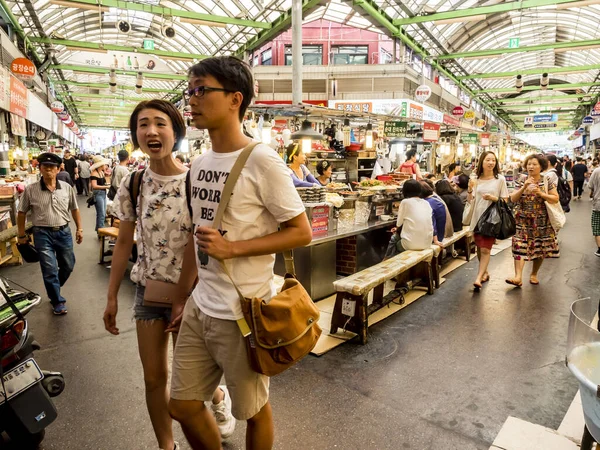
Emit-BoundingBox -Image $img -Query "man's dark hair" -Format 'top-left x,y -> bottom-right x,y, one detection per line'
546,154 -> 557,167
188,56 -> 254,122
435,179 -> 455,196
576,156 -> 583,162
118,150 -> 129,162
402,179 -> 422,198
456,174 -> 469,190
447,163 -> 457,173
524,153 -> 549,171
419,180 -> 434,198
129,99 -> 186,152
406,149 -> 417,161
476,151 -> 500,178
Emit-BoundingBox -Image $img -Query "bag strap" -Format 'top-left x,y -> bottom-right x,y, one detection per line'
185,170 -> 193,219
129,169 -> 146,215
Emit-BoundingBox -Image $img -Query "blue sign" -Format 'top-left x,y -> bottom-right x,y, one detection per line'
592,110 -> 600,117
533,114 -> 558,123
578,127 -> 585,133
583,116 -> 594,124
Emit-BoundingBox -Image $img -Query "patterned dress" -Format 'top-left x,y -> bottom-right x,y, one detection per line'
512,178 -> 559,260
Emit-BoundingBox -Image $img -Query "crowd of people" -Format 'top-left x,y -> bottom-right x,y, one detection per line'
12,54 -> 600,450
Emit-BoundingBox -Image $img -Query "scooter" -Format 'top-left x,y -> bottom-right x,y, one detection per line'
0,278 -> 65,449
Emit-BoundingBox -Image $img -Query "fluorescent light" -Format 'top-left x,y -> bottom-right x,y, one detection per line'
556,0 -> 600,9
554,44 -> 600,53
179,17 -> 228,28
65,46 -> 107,54
434,14 -> 487,25
49,0 -> 109,12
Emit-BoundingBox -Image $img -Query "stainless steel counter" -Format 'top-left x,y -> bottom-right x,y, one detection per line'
308,219 -> 396,246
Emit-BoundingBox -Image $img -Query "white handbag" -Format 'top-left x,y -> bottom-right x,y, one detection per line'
462,181 -> 476,226
544,176 -> 566,232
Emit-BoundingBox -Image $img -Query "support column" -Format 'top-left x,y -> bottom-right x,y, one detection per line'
292,0 -> 303,105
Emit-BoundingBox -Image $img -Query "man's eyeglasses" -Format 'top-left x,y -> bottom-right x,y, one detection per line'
183,86 -> 234,102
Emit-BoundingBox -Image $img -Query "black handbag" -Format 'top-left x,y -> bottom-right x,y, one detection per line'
16,243 -> 39,263
474,199 -> 515,239
496,200 -> 516,240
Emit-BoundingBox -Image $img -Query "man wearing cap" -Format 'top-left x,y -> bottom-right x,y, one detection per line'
63,150 -> 78,187
16,152 -> 83,315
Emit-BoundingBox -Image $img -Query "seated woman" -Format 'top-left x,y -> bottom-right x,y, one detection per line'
384,179 -> 441,259
454,174 -> 470,205
420,180 -> 447,243
435,179 -> 465,232
286,143 -> 320,188
316,160 -> 333,186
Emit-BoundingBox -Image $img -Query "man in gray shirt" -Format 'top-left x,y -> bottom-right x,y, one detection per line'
78,154 -> 91,196
589,166 -> 600,257
109,150 -> 130,200
17,153 -> 83,315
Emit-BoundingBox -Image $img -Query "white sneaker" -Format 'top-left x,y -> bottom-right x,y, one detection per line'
211,386 -> 236,440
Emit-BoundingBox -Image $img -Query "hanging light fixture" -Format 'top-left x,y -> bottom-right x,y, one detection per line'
109,69 -> 117,93
457,143 -> 464,157
261,114 -> 272,144
342,118 -> 351,147
469,144 -> 477,156
515,74 -> 523,93
135,72 -> 143,94
540,73 -> 549,90
365,122 -> 373,149
506,144 -> 513,160
291,118 -> 323,154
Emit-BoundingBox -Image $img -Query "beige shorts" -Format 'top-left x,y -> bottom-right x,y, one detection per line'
170,299 -> 270,420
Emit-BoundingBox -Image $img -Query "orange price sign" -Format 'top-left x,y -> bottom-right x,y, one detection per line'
10,58 -> 36,80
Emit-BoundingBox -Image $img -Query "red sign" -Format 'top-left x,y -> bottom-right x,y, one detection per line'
423,123 -> 441,142
409,103 -> 423,120
443,114 -> 461,127
595,102 -> 600,112
9,76 -> 27,118
480,133 -> 490,147
452,106 -> 465,116
11,58 -> 36,80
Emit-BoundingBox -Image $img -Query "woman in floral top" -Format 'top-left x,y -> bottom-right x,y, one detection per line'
506,154 -> 560,287
102,100 -> 230,450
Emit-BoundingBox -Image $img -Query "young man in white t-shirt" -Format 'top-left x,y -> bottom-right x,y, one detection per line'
168,56 -> 312,449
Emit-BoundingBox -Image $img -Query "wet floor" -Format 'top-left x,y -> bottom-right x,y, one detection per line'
1,192 -> 596,450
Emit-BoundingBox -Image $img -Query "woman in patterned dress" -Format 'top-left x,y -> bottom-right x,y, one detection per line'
506,154 -> 560,287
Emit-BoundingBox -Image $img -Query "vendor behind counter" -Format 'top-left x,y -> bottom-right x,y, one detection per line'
285,143 -> 320,188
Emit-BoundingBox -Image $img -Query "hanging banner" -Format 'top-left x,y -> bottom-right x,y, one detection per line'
383,121 -> 407,138
9,76 -> 28,118
10,113 -> 26,136
10,57 -> 36,80
490,126 -> 499,133
0,66 -> 7,111
462,133 -> 479,144
415,85 -> 432,103
51,101 -> 64,113
423,123 -> 441,142
592,109 -> 600,117
594,102 -> 600,112
480,133 -> 490,146
583,116 -> 594,125
443,114 -> 460,127
476,119 -> 487,128
452,106 -> 465,117
463,110 -> 475,120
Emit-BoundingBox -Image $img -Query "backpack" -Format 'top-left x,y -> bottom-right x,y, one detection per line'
129,169 -> 193,218
549,169 -> 571,213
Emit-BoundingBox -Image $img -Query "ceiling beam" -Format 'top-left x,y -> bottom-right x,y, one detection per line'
50,0 -> 271,29
503,110 -> 578,116
498,102 -> 592,110
475,82 -> 600,94
60,92 -> 157,101
29,37 -> 208,61
393,0 -> 585,26
0,0 -> 42,63
235,0 -> 323,56
489,93 -> 593,103
51,79 -> 180,93
49,64 -> 187,81
436,38 -> 600,61
459,64 -> 600,80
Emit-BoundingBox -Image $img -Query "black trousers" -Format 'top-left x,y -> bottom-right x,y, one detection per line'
574,180 -> 584,197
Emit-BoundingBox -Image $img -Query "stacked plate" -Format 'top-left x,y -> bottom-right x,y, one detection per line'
297,187 -> 327,203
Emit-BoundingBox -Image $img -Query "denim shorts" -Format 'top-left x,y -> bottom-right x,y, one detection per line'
133,285 -> 172,322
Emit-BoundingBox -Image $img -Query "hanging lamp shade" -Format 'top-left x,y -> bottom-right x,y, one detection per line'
291,120 -> 323,140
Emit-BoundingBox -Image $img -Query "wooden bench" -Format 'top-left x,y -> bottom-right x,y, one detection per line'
430,227 -> 473,289
330,248 -> 435,344
0,222 -> 33,266
97,226 -> 137,264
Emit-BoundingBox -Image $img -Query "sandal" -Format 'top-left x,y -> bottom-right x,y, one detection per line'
505,278 -> 523,287
530,276 -> 539,285
473,282 -> 482,291
482,274 -> 490,283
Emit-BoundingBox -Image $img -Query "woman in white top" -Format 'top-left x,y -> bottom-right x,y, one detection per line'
467,151 -> 509,290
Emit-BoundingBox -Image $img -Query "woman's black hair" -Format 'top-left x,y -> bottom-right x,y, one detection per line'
316,160 -> 330,175
285,144 -> 300,164
419,180 -> 434,198
402,179 -> 422,198
456,174 -> 469,190
406,149 -> 417,160
476,151 -> 500,178
524,153 -> 549,171
129,99 -> 186,152
447,162 -> 457,173
435,179 -> 455,196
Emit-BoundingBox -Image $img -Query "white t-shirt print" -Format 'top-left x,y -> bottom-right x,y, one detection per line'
189,143 -> 306,321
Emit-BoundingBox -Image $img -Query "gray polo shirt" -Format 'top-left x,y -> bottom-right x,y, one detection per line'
589,167 -> 600,212
18,178 -> 78,227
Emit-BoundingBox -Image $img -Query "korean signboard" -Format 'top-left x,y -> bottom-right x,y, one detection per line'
333,102 -> 372,114
9,75 -> 28,118
0,66 -> 7,111
10,57 -> 35,81
480,133 -> 490,147
415,85 -> 432,102
462,133 -> 479,144
383,121 -> 407,137
423,123 -> 440,142
328,99 -> 443,123
443,114 -> 460,127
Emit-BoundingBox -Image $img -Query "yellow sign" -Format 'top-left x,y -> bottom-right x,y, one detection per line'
464,111 -> 475,120
476,119 -> 487,128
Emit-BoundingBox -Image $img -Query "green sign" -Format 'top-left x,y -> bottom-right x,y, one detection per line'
462,133 -> 479,144
490,126 -> 499,133
508,38 -> 520,49
143,39 -> 155,50
384,121 -> 407,137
